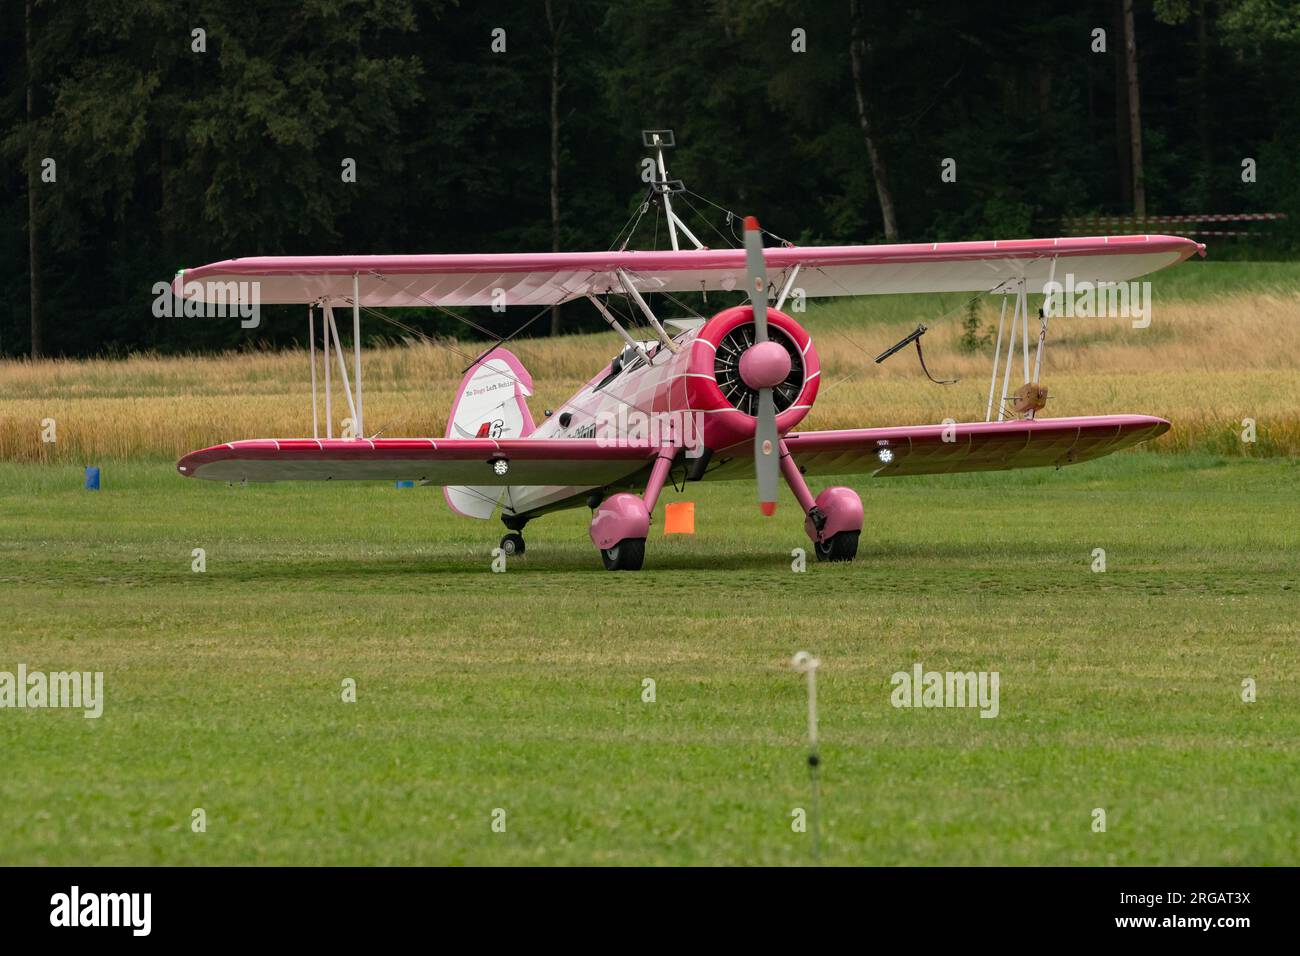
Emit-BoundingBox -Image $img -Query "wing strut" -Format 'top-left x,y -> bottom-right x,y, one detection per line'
308,305 -> 319,439
324,304 -> 359,431
995,280 -> 1024,422
985,294 -> 1010,422
587,294 -> 648,359
775,264 -> 802,311
616,268 -> 681,354
322,299 -> 333,438
352,273 -> 364,437
984,262 -> 1057,422
1029,256 -> 1058,417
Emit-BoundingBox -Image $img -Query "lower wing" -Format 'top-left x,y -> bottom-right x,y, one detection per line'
709,414 -> 1169,478
178,415 -> 1167,485
177,438 -> 657,485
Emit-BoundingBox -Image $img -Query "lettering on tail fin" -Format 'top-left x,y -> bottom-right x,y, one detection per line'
444,351 -> 535,519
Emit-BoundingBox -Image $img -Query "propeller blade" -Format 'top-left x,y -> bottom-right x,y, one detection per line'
744,216 -> 779,514
755,386 -> 779,515
743,215 -> 768,343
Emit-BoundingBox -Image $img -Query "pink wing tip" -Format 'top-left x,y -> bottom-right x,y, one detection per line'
760,501 -> 776,516
743,215 -> 760,232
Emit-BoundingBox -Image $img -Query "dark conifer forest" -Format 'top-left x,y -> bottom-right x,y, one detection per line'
3,0 -> 1298,357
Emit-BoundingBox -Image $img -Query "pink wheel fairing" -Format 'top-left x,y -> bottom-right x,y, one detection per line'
589,492 -> 650,550
803,486 -> 863,543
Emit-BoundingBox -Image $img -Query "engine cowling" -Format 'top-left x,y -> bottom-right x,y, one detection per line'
682,304 -> 820,455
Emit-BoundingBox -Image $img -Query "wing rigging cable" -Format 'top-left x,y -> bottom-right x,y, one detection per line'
811,260 -> 1049,403
354,269 -> 670,427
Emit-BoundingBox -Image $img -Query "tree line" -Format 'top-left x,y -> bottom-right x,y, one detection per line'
3,0 -> 1298,358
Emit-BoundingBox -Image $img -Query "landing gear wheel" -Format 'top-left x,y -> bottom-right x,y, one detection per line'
600,537 -> 645,571
499,533 -> 525,557
814,530 -> 859,562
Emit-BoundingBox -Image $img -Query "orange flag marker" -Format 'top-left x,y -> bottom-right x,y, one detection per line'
663,501 -> 695,535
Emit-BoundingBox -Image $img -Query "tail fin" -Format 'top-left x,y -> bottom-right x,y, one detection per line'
443,349 -> 536,518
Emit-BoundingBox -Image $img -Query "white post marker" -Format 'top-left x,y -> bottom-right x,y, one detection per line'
792,650 -> 820,747
792,650 -> 822,861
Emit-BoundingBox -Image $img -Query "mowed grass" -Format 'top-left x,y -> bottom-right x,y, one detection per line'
1,452 -> 1297,865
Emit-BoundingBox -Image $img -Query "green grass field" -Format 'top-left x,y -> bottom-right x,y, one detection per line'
1,452 -> 1296,865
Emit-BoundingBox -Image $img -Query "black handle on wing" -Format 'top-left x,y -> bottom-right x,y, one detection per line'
875,324 -> 928,364
874,322 -> 958,385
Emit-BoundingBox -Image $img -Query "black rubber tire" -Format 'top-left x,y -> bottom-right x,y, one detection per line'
601,538 -> 646,571
499,533 -> 525,557
814,530 -> 859,563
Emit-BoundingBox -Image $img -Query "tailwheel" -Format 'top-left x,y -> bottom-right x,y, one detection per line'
600,538 -> 645,571
814,530 -> 859,562
499,533 -> 525,557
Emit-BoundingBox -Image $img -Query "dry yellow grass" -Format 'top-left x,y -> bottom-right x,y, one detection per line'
3,290 -> 1299,462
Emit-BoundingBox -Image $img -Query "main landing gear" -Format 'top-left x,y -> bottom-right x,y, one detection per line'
587,445 -> 678,571
583,441 -> 863,572
600,537 -> 645,571
589,489 -> 653,572
781,442 -> 863,563
814,529 -> 859,562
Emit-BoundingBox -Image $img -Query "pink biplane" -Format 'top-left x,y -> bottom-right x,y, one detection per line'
175,138 -> 1202,570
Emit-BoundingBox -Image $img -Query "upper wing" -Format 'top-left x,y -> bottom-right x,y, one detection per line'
172,235 -> 1203,308
177,438 -> 657,484
705,415 -> 1169,479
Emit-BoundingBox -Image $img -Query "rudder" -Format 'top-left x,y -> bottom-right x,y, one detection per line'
443,350 -> 536,518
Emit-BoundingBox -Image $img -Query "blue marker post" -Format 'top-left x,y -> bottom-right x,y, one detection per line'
85,466 -> 101,491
